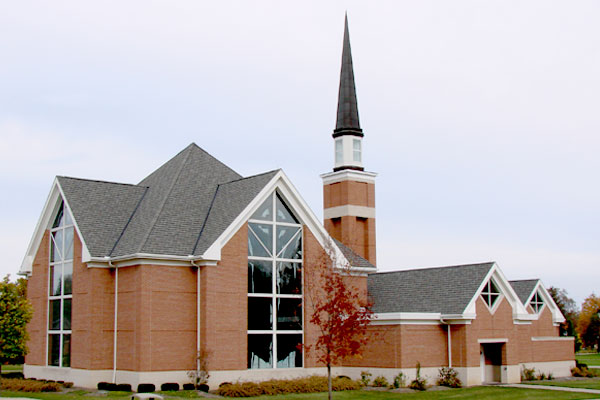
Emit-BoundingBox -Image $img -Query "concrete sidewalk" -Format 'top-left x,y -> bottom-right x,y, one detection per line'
503,383 -> 600,395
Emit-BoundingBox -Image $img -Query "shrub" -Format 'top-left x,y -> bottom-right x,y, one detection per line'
408,362 -> 427,391
372,376 -> 388,387
115,383 -> 131,391
97,382 -> 110,391
360,371 -> 372,386
137,383 -> 156,393
1,372 -> 24,379
215,376 -> 361,397
161,382 -> 179,391
182,383 -> 195,390
198,383 -> 209,392
547,372 -> 554,380
63,381 -> 73,388
537,371 -> 546,381
393,372 -> 405,388
437,367 -> 462,388
0,378 -> 62,392
521,366 -> 536,381
571,366 -> 598,378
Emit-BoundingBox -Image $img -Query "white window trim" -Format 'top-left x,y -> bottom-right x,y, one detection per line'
480,278 -> 503,315
46,202 -> 73,368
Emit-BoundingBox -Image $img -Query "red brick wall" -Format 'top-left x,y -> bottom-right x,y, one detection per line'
25,232 -> 50,366
201,224 -> 248,371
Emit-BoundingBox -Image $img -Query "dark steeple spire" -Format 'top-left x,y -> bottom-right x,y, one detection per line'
334,13 -> 363,138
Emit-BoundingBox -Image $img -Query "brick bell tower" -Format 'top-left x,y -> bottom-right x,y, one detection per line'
321,15 -> 377,265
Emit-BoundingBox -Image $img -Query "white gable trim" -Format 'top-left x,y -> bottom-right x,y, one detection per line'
202,170 -> 351,269
526,281 -> 566,325
463,263 -> 532,322
19,178 -> 92,275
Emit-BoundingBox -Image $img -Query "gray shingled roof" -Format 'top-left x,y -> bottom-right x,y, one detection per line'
368,262 -> 495,314
58,143 -> 276,259
333,238 -> 375,269
58,177 -> 147,257
509,279 -> 539,304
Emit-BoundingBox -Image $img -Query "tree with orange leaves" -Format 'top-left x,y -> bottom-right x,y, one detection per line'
578,293 -> 600,350
305,245 -> 373,400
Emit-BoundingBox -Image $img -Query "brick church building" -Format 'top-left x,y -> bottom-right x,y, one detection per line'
19,16 -> 574,388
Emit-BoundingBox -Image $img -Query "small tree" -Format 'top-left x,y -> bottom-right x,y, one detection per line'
305,243 -> 373,400
187,349 -> 211,389
548,286 -> 581,351
0,275 -> 33,373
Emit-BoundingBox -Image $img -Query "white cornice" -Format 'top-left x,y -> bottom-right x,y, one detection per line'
320,170 -> 377,185
531,336 -> 574,342
324,205 -> 375,219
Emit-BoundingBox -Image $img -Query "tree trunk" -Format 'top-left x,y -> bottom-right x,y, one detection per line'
327,363 -> 332,400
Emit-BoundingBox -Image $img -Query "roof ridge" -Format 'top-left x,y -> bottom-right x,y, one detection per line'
58,175 -> 145,188
221,169 -> 280,185
509,279 -> 540,283
137,147 -> 193,253
108,186 -> 149,257
191,183 -> 221,255
373,261 -> 495,275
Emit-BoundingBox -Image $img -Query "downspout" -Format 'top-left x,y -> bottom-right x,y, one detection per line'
440,318 -> 452,368
191,259 -> 201,374
109,260 -> 118,384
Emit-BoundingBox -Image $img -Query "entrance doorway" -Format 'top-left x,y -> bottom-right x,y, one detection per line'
480,343 -> 503,383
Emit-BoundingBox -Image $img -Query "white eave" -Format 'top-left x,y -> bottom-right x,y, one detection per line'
20,178 -> 92,275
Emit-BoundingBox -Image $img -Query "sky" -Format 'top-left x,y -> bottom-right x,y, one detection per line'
1,1 -> 598,306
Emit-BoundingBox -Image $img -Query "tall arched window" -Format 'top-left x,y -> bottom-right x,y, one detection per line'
48,201 -> 73,367
247,192 -> 303,369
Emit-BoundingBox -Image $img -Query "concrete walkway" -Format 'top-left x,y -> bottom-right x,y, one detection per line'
503,383 -> 600,395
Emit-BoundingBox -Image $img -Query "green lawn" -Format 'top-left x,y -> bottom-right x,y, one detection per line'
576,353 -> 600,366
2,387 -> 596,400
527,378 -> 600,390
0,365 -> 23,372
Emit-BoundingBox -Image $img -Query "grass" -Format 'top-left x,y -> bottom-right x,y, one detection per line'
2,387 -> 596,400
0,364 -> 23,372
527,378 -> 600,390
576,353 -> 600,366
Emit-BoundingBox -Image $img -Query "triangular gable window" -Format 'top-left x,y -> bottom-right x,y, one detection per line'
481,279 -> 501,310
529,291 -> 544,313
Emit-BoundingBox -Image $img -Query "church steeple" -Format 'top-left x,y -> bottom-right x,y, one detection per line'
334,14 -> 362,136
332,14 -> 364,172
321,15 -> 377,266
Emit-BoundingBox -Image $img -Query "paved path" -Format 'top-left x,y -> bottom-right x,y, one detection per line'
503,383 -> 600,395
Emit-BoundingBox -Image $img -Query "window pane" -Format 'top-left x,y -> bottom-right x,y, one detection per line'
62,334 -> 71,367
489,280 -> 500,295
48,334 -> 60,366
65,208 -> 73,226
248,230 -> 270,258
489,294 -> 499,307
335,139 -> 343,164
249,224 -> 272,255
51,231 -> 63,263
276,226 -> 300,256
275,194 -> 298,223
277,334 -> 302,368
248,334 -> 272,369
248,260 -> 272,294
248,297 -> 272,330
353,139 -> 361,162
251,196 -> 273,221
277,262 -> 302,295
277,298 -> 302,330
49,300 -> 61,330
280,232 -> 302,260
52,204 -> 64,228
49,265 -> 62,296
63,262 -> 73,295
63,299 -> 72,330
64,227 -> 74,261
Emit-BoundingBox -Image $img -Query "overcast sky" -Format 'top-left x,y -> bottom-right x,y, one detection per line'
1,1 -> 598,305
